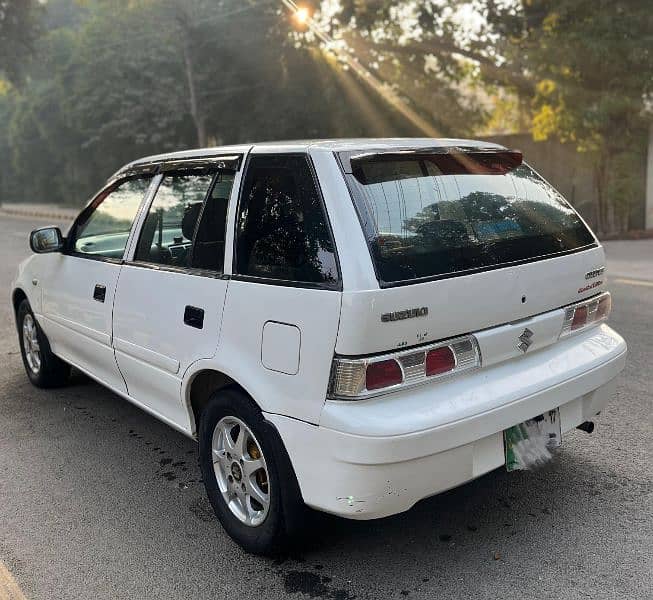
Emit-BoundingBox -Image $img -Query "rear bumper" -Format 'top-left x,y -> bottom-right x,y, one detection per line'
266,324 -> 626,519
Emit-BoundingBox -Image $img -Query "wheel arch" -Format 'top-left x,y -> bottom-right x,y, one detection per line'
183,362 -> 260,438
11,287 -> 30,332
12,287 -> 28,313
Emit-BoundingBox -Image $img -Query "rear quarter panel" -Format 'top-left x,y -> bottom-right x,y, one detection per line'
207,279 -> 342,424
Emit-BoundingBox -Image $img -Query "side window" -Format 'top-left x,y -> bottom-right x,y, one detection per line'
235,154 -> 338,285
191,171 -> 235,271
134,172 -> 213,267
72,177 -> 151,258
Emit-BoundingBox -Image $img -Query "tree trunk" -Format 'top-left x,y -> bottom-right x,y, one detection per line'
181,37 -> 207,148
594,156 -> 606,236
594,146 -> 621,237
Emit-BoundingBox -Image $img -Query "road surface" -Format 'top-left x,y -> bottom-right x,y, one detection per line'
0,214 -> 651,600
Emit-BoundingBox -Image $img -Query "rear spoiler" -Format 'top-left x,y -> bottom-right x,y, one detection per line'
337,146 -> 523,179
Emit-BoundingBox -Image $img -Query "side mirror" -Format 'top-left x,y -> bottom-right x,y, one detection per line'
30,227 -> 64,254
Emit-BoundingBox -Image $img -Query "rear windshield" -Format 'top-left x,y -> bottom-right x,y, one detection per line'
343,153 -> 595,285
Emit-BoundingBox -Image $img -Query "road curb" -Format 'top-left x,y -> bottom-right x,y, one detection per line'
0,206 -> 77,221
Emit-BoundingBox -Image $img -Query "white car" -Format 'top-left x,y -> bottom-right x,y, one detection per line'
11,139 -> 626,553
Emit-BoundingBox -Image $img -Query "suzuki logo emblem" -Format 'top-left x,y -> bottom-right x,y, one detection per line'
517,327 -> 534,353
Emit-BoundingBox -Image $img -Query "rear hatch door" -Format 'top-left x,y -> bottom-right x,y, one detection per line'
335,147 -> 605,357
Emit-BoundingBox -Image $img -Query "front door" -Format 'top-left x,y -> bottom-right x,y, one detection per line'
38,176 -> 153,392
112,165 -> 238,431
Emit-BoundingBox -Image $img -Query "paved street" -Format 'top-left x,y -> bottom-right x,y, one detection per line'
0,213 -> 651,600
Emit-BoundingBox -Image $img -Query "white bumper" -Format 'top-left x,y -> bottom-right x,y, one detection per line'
266,324 -> 626,519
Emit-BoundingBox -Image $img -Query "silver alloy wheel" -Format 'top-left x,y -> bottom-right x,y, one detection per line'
22,313 -> 41,374
212,416 -> 270,527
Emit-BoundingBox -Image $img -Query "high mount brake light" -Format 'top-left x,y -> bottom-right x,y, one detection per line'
560,292 -> 611,338
328,335 -> 480,400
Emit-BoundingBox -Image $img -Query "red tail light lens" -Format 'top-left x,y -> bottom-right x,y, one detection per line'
571,305 -> 588,330
425,346 -> 456,376
365,359 -> 403,391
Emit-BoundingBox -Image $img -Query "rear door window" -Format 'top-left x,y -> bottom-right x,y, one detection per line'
234,154 -> 339,287
191,172 -> 235,271
135,172 -> 214,268
344,152 -> 595,285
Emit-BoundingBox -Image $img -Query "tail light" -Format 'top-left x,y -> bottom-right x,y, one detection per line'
425,346 -> 456,376
560,292 -> 611,338
365,359 -> 403,390
328,335 -> 480,400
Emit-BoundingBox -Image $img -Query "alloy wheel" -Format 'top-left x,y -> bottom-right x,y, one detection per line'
212,416 -> 270,527
22,314 -> 41,374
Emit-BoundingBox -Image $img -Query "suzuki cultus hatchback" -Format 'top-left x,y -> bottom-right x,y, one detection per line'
12,139 -> 627,553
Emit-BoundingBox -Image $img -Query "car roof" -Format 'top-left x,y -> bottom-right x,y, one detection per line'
114,138 -> 507,178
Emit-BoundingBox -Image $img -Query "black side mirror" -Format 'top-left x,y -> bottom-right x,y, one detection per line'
30,226 -> 64,254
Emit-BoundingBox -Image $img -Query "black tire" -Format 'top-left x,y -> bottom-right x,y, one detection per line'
198,388 -> 306,555
16,299 -> 70,388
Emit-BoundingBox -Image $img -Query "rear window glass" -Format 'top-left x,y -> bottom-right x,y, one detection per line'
345,153 -> 595,285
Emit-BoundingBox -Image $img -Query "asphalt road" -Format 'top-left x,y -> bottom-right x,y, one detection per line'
1,214 -> 651,600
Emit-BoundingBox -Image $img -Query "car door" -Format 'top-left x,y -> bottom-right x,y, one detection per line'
37,176 -> 154,392
112,159 -> 240,431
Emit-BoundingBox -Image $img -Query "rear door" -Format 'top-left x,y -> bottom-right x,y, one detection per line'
38,176 -> 153,391
112,160 -> 239,431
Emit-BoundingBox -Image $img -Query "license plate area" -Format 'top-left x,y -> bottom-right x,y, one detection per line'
504,409 -> 562,471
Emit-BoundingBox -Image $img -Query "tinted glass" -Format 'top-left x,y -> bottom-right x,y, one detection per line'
191,171 -> 235,271
73,177 -> 151,258
235,155 -> 338,285
135,173 -> 213,267
347,157 -> 595,284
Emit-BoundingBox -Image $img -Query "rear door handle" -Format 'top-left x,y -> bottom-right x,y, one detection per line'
184,305 -> 204,329
93,284 -> 106,303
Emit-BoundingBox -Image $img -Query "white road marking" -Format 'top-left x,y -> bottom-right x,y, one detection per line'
0,561 -> 28,600
612,277 -> 653,288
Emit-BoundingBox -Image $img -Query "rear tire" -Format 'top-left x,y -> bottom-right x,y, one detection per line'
17,299 -> 70,388
198,388 -> 305,554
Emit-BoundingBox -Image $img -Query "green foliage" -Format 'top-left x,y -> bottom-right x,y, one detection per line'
1,0 -> 423,206
0,0 -> 649,235
0,0 -> 43,83
312,0 -> 651,233
484,0 -> 653,232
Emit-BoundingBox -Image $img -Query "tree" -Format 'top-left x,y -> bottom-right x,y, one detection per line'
290,0 -> 488,137
496,0 -> 653,234
0,0 -> 43,83
1,0 -> 419,206
307,0 -> 652,233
